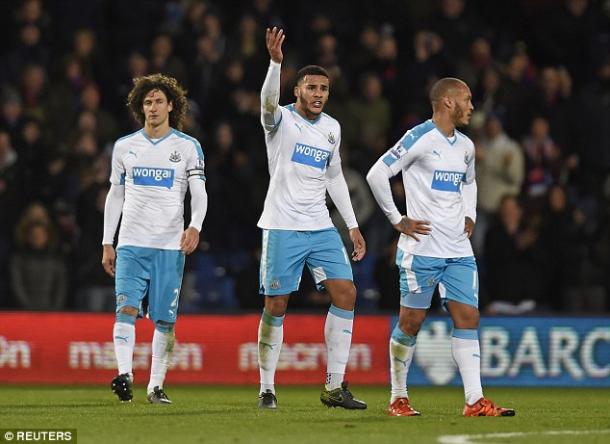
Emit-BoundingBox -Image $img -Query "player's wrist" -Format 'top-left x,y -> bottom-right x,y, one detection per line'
389,212 -> 403,226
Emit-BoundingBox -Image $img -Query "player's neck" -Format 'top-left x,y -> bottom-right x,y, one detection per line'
295,102 -> 319,122
143,123 -> 172,139
431,115 -> 456,138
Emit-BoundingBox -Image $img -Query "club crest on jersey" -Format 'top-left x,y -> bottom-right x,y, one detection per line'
132,166 -> 175,188
291,143 -> 331,170
169,151 -> 181,162
431,170 -> 465,192
328,132 -> 336,144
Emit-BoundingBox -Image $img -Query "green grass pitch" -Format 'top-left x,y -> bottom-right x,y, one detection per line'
1,386 -> 609,444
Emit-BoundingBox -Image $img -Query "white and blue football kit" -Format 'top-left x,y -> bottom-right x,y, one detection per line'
258,61 -> 358,296
105,129 -> 206,322
367,119 -> 478,309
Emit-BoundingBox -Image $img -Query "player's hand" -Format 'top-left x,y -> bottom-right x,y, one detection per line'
349,227 -> 366,262
464,217 -> 475,238
102,244 -> 116,277
180,227 -> 200,255
266,27 -> 285,64
393,216 -> 431,241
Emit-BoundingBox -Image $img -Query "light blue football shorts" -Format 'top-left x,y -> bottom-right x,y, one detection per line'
396,247 -> 479,309
115,246 -> 185,323
259,228 -> 353,296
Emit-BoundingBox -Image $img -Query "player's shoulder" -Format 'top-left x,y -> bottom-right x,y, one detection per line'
320,111 -> 340,132
113,129 -> 142,153
170,129 -> 205,158
399,119 -> 437,150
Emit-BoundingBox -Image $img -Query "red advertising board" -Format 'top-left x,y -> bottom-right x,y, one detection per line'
0,312 -> 390,385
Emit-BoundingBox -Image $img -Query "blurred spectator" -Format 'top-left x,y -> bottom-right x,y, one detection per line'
473,114 -> 524,254
6,24 -> 49,84
10,216 -> 67,310
345,72 -> 391,165
78,83 -> 118,146
149,33 -> 187,86
538,184 -> 606,312
522,116 -> 562,199
500,47 -> 535,139
483,195 -> 545,314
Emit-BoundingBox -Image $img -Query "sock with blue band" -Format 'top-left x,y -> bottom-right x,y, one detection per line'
324,305 -> 354,391
113,312 -> 136,377
389,324 -> 417,403
452,328 -> 483,405
258,309 -> 284,395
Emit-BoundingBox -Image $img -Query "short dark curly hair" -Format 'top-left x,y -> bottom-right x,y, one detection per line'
126,73 -> 188,130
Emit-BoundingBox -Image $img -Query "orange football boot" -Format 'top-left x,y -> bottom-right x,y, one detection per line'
463,397 -> 515,417
387,397 -> 421,416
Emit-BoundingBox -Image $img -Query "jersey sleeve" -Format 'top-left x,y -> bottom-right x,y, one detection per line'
378,131 -> 426,176
463,142 -> 476,184
260,61 -> 283,133
186,139 -> 206,181
109,142 -> 126,185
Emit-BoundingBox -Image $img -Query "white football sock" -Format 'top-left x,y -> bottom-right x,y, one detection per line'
113,322 -> 135,377
452,329 -> 484,405
258,310 -> 284,395
148,328 -> 175,393
324,305 -> 354,391
389,325 -> 416,403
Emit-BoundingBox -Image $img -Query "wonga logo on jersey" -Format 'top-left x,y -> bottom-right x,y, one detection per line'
291,143 -> 331,170
132,166 -> 175,188
431,170 -> 464,192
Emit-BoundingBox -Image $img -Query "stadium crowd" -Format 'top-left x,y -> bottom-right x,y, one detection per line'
0,0 -> 609,313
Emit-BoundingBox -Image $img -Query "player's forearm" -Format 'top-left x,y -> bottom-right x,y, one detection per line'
366,160 -> 403,225
326,165 -> 358,229
188,178 -> 208,231
102,184 -> 125,245
462,181 -> 477,222
260,61 -> 282,131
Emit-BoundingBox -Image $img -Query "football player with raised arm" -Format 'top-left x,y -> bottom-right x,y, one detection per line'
256,27 -> 367,410
102,74 -> 207,405
366,77 -> 515,417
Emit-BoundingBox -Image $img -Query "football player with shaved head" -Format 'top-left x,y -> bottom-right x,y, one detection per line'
367,77 -> 516,417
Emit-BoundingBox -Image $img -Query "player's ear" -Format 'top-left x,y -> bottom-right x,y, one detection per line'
443,95 -> 453,110
168,101 -> 173,112
294,86 -> 300,99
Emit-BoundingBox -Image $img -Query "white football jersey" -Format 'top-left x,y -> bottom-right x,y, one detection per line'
382,120 -> 476,257
258,104 -> 342,230
109,129 -> 205,250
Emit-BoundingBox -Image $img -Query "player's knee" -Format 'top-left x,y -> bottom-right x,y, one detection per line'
328,281 -> 357,310
117,306 -> 138,319
264,296 -> 289,316
155,320 -> 175,333
448,302 -> 480,328
399,310 -> 426,336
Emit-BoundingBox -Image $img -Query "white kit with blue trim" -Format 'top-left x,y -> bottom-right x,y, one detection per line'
373,119 -> 476,258
109,129 -> 205,250
258,62 -> 356,230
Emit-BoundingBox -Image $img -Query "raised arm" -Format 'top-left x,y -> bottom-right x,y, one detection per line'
260,27 -> 285,132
